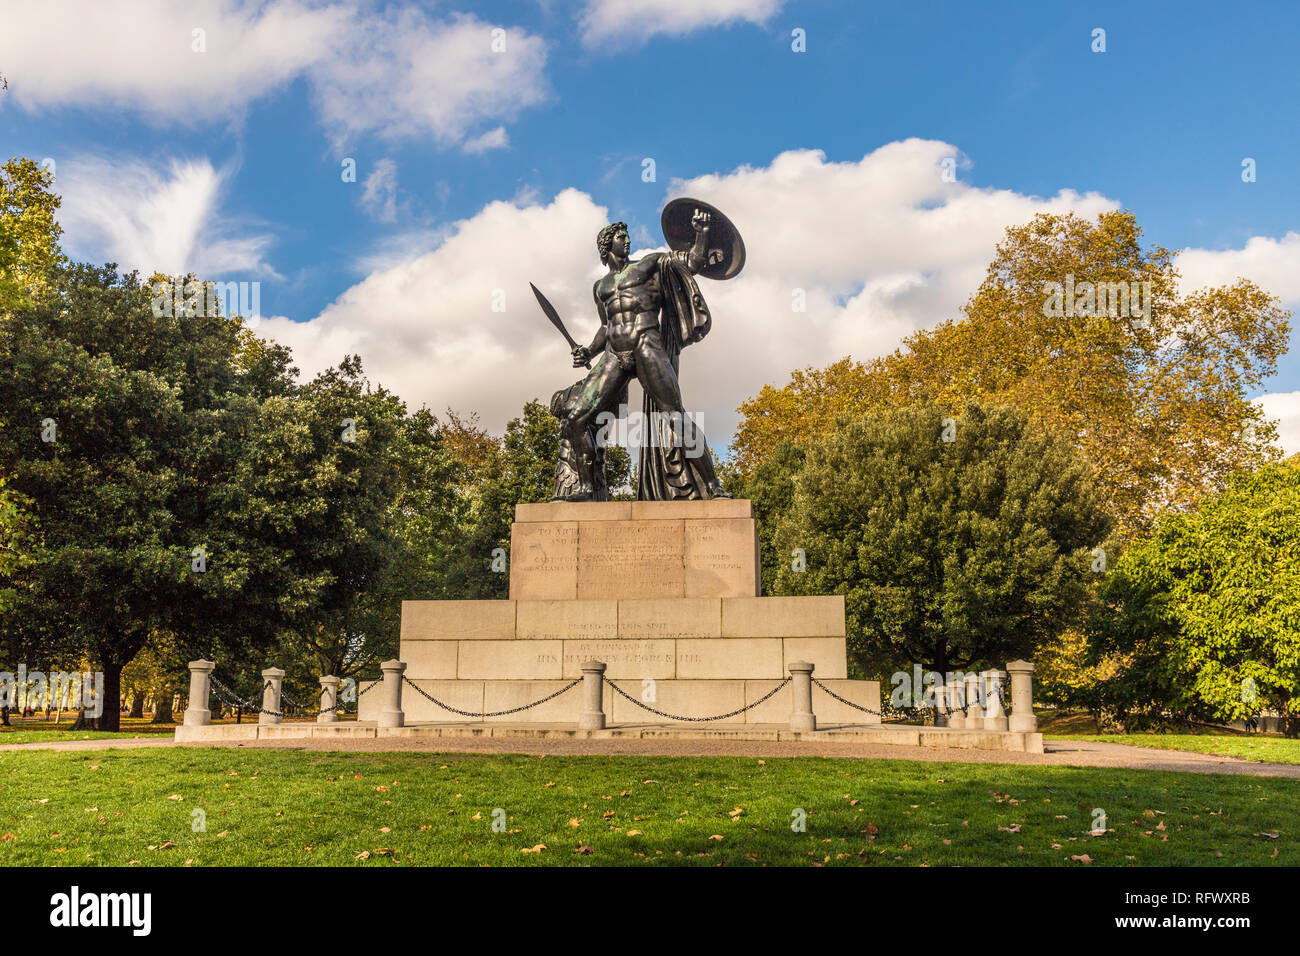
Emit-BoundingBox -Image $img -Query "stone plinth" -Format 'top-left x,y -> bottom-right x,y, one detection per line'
509,499 -> 760,600
386,501 -> 875,725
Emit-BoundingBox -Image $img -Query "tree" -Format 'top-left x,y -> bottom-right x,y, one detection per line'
0,158 -> 65,308
771,402 -> 1112,679
1089,460 -> 1300,733
0,263 -> 297,730
734,211 -> 1290,536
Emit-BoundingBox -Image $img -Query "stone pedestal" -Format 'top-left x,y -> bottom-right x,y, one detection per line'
318,675 -> 341,724
1007,659 -> 1037,733
184,659 -> 215,727
259,667 -> 284,726
362,500 -> 880,725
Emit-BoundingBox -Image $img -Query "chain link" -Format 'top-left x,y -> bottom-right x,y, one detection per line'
402,675 -> 581,719
603,676 -> 791,722
811,678 -> 886,717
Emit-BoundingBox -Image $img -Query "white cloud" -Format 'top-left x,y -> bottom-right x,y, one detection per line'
464,127 -> 510,154
360,159 -> 398,223
257,188 -> 611,427
1177,232 -> 1300,303
1253,392 -> 1300,457
259,140 -> 1122,446
579,0 -> 784,47
56,155 -> 276,278
0,1 -> 548,151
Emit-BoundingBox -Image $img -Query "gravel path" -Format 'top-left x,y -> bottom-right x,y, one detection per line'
3,733 -> 1299,779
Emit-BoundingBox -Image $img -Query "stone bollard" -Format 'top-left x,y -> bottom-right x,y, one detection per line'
932,673 -> 949,727
982,669 -> 1008,731
788,661 -> 816,732
184,659 -> 215,727
318,675 -> 341,725
378,659 -> 406,728
964,672 -> 983,727
259,667 -> 285,726
946,674 -> 966,729
1006,660 -> 1037,733
578,660 -> 607,731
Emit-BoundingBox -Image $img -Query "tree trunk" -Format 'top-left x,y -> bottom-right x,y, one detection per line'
129,694 -> 144,719
99,662 -> 122,732
152,689 -> 174,724
1,705 -> 9,726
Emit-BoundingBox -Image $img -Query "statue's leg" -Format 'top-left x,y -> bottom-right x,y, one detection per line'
634,333 -> 729,497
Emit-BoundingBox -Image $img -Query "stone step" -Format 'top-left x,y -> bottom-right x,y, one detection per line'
401,636 -> 851,680
400,596 -> 846,642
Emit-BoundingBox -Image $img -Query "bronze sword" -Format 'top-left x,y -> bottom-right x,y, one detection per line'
530,282 -> 592,369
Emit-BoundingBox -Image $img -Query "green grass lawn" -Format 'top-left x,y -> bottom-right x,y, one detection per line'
0,748 -> 1293,866
0,717 -> 178,746
1047,734 -> 1300,766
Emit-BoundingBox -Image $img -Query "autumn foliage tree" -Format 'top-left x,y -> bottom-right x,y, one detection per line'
733,211 -> 1290,537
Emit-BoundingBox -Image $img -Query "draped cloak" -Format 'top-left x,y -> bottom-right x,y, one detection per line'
637,251 -> 720,500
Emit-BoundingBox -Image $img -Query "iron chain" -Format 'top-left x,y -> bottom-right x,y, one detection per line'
603,676 -> 791,723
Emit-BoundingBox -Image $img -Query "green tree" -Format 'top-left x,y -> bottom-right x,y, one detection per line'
0,263 -> 297,730
1090,460 -> 1300,732
772,402 -> 1112,679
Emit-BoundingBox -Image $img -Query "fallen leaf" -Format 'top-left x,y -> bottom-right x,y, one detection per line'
626,830 -> 642,837
1071,854 -> 1092,864
574,845 -> 594,855
568,818 -> 582,828
521,844 -> 546,854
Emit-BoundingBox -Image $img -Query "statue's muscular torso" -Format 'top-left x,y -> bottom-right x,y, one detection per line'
593,252 -> 669,352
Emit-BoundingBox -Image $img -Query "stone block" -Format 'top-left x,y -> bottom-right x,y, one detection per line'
629,499 -> 753,520
677,638 -> 783,679
516,501 -> 632,523
310,725 -> 377,738
721,595 -> 845,638
482,680 -> 602,723
811,679 -> 881,725
782,638 -> 848,679
739,679 -> 794,724
509,522 -> 578,600
516,599 -> 617,641
401,600 -> 516,641
577,519 -> 684,599
607,679 -> 745,724
174,723 -> 259,742
402,640 -> 458,679
401,679 -> 485,722
457,640 -> 563,680
617,597 -> 721,639
562,639 -> 676,678
684,518 -> 760,597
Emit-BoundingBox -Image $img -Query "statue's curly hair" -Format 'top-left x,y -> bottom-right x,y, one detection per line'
596,221 -> 628,265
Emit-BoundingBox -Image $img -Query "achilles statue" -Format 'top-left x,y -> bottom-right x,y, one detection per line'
535,198 -> 745,501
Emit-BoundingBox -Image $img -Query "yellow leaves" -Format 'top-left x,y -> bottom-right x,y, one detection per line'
625,830 -> 642,837
728,806 -> 744,820
568,818 -> 582,828
520,844 -> 546,854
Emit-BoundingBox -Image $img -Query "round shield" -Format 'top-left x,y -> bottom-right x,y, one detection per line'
661,197 -> 745,280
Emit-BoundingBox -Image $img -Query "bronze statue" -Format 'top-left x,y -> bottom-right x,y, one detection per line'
534,198 -> 745,501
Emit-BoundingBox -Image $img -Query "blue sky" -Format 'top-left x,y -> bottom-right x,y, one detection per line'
3,0 -> 1298,450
